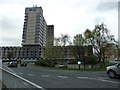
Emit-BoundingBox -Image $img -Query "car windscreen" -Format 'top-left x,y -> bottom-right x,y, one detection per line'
11,61 -> 17,63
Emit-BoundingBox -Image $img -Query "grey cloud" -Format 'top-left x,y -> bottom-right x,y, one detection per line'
1,16 -> 16,31
0,0 -> 14,5
94,16 -> 107,25
0,14 -> 23,46
1,14 -> 23,33
1,37 -> 21,46
96,2 -> 118,11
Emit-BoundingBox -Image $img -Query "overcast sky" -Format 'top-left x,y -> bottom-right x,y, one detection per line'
0,0 -> 119,46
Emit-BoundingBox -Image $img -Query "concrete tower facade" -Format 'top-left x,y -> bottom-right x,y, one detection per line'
22,6 -> 47,46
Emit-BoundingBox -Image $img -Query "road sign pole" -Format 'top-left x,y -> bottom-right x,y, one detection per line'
77,61 -> 81,70
79,64 -> 80,70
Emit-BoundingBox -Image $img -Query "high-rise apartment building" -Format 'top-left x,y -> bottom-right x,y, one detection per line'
22,6 -> 47,46
46,25 -> 54,46
1,6 -> 55,60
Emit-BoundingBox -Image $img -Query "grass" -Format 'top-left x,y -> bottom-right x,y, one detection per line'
34,62 -> 117,71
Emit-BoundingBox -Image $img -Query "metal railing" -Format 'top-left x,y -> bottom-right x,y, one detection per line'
1,67 -> 45,89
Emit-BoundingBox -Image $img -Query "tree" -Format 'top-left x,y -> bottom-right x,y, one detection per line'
73,34 -> 85,46
84,23 -> 117,66
43,46 -> 55,67
104,43 -> 118,59
73,46 -> 84,60
60,34 -> 71,65
118,48 -> 120,59
60,34 -> 71,46
7,52 -> 14,60
84,29 -> 93,45
54,37 -> 61,46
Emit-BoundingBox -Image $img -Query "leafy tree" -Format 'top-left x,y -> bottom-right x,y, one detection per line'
43,46 -> 55,67
118,48 -> 120,59
54,34 -> 71,46
57,34 -> 71,64
104,43 -> 118,59
73,34 -> 86,46
54,37 -> 61,46
7,52 -> 14,60
73,46 -> 84,60
84,23 -> 117,66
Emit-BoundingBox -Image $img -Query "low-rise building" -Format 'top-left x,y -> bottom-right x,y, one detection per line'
43,45 -> 93,60
1,45 -> 43,60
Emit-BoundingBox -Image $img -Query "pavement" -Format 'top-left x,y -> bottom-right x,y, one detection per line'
2,63 -> 120,89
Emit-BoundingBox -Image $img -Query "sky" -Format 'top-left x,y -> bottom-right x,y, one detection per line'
0,0 -> 119,46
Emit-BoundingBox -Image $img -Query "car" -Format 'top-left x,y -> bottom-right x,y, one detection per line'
58,64 -> 67,68
106,63 -> 120,78
109,59 -> 120,63
115,59 -> 120,62
8,61 -> 18,67
20,62 -> 27,67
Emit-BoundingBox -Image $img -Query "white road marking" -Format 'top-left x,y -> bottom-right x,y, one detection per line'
99,76 -> 108,79
28,74 -> 34,76
2,65 -> 15,73
2,68 -> 45,89
41,75 -> 50,77
77,77 -> 89,79
58,76 -> 68,78
96,78 -> 120,84
77,76 -> 120,84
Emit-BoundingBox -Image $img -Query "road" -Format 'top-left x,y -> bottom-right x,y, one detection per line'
2,63 -> 120,89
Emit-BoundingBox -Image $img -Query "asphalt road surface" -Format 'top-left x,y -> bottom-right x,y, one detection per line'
2,63 -> 120,89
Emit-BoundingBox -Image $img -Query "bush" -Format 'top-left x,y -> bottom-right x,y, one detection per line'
68,59 -> 77,64
82,55 -> 99,65
35,59 -> 57,67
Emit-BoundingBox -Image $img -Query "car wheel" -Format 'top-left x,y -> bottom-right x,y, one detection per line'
108,70 -> 116,78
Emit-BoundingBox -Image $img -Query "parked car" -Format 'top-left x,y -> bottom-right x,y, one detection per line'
58,64 -> 67,68
115,59 -> 120,61
20,62 -> 27,67
106,63 -> 120,78
8,61 -> 18,67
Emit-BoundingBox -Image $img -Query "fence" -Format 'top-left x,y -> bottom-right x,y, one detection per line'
67,64 -> 101,69
1,67 -> 45,90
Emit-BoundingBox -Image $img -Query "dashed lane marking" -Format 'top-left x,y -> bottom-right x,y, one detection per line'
77,77 -> 89,79
96,78 -> 120,84
77,76 -> 120,84
58,76 -> 68,78
28,74 -> 34,76
41,75 -> 50,77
